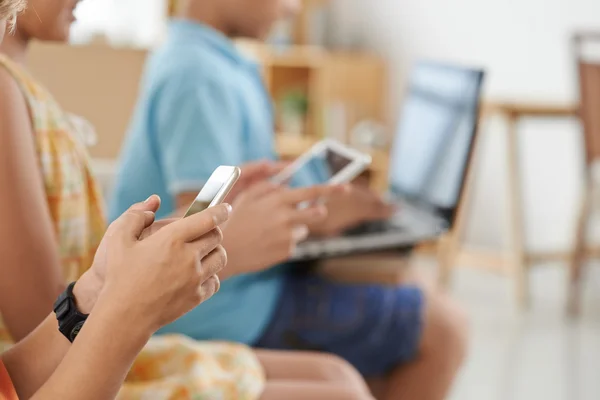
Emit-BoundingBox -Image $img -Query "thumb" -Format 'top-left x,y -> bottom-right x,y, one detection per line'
129,194 -> 161,213
109,197 -> 160,241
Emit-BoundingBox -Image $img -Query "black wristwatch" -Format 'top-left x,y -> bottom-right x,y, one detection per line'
53,282 -> 89,342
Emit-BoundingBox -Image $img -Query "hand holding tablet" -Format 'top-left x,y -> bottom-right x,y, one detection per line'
271,139 -> 372,187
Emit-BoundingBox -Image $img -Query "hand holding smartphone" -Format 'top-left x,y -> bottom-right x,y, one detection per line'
184,166 -> 241,218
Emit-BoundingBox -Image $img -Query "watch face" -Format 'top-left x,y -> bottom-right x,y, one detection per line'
70,321 -> 85,341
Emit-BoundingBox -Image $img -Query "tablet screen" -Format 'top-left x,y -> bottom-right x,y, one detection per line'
289,147 -> 354,187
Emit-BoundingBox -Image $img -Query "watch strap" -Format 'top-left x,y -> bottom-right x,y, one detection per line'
53,282 -> 89,342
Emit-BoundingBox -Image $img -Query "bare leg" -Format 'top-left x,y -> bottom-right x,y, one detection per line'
261,382 -> 374,400
255,349 -> 370,395
383,291 -> 469,400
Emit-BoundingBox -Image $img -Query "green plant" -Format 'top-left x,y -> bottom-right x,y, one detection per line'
280,89 -> 309,116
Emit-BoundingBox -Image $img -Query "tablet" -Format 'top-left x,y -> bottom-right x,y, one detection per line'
272,139 -> 372,186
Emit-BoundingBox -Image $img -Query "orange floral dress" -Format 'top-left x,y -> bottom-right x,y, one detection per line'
0,55 -> 265,400
0,54 -> 106,350
0,361 -> 17,400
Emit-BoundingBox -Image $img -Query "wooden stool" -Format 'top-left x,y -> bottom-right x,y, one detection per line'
439,101 -> 577,308
568,32 -> 600,317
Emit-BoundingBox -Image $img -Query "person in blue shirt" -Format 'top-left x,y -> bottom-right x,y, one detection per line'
111,1 -> 469,399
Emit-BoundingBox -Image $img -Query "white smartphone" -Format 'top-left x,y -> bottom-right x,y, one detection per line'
272,139 -> 372,186
183,166 -> 241,218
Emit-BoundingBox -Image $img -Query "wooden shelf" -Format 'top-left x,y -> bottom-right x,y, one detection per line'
236,40 -> 327,68
275,135 -> 319,159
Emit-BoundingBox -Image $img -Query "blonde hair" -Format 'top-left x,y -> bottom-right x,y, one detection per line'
0,0 -> 26,29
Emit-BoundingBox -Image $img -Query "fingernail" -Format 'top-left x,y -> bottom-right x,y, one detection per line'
144,195 -> 154,203
212,204 -> 232,225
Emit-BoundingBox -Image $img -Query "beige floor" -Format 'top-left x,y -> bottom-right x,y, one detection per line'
447,262 -> 600,400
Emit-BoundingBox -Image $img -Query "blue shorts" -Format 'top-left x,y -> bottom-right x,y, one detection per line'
255,272 -> 424,377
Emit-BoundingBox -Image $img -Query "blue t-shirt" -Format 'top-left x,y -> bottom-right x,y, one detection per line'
109,20 -> 284,345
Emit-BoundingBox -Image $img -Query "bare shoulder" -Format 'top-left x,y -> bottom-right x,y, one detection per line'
0,65 -> 24,106
0,64 -> 34,150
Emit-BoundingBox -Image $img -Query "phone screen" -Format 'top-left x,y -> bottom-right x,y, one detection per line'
184,167 -> 238,217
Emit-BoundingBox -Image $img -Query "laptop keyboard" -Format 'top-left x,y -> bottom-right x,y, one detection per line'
344,220 -> 405,236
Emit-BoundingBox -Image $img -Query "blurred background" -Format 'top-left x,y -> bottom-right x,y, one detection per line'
26,0 -> 600,398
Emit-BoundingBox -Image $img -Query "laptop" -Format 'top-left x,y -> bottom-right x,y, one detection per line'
292,60 -> 485,260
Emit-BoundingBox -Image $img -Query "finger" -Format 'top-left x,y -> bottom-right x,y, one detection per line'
109,208 -> 156,241
291,224 -> 309,243
246,181 -> 281,198
288,204 -> 328,225
188,227 -> 223,260
130,195 -> 161,214
266,161 -> 290,176
282,185 -> 342,204
195,246 -> 227,280
373,203 -> 397,219
227,179 -> 278,203
241,160 -> 272,177
139,218 -> 178,240
197,275 -> 221,301
161,203 -> 231,242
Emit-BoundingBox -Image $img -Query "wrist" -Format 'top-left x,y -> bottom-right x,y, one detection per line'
217,257 -> 240,280
73,272 -> 103,314
96,283 -> 162,336
78,295 -> 153,356
219,236 -> 242,279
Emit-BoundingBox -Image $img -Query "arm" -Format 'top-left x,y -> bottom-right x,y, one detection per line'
0,69 -> 65,341
1,316 -> 69,399
26,298 -> 150,400
3,272 -> 163,400
1,274 -> 104,399
2,199 -> 227,400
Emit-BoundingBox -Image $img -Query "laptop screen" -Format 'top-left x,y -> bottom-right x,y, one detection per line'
389,61 -> 484,226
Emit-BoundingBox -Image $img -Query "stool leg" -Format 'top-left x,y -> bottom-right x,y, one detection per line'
438,113 -> 482,287
567,179 -> 591,317
438,234 -> 455,287
506,115 -> 528,308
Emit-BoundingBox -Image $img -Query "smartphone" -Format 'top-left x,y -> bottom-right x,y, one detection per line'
272,139 -> 372,186
183,166 -> 241,218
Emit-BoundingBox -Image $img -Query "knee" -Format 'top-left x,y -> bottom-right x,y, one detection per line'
307,353 -> 369,391
421,293 -> 470,367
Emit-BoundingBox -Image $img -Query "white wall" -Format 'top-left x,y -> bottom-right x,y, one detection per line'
330,0 -> 600,253
71,0 -> 167,47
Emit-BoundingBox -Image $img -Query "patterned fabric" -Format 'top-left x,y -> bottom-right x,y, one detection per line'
119,336 -> 265,400
0,55 -> 265,400
0,54 -> 106,349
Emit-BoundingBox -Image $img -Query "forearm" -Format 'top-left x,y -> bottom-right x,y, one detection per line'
29,296 -> 152,400
0,280 -> 65,342
218,236 -> 248,280
2,315 -> 70,399
217,260 -> 240,280
1,276 -> 103,399
0,242 -> 65,341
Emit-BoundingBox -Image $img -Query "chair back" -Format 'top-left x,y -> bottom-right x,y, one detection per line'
574,32 -> 600,165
